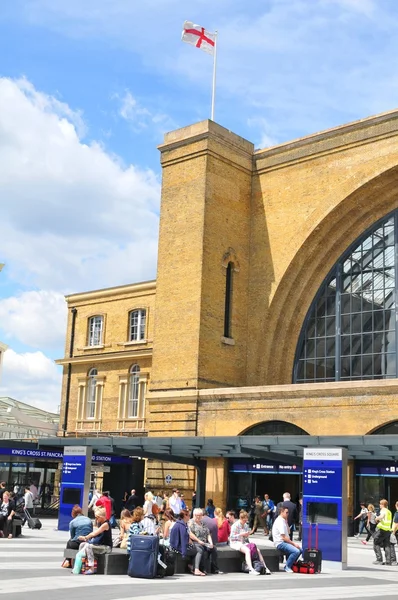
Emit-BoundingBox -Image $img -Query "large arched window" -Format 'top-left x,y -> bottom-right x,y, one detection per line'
369,421 -> 398,435
242,420 -> 308,436
294,211 -> 396,382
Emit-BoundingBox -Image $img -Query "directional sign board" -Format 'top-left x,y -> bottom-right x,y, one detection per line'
303,448 -> 347,569
58,446 -> 92,531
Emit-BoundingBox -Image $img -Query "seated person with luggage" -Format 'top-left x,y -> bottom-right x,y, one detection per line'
272,506 -> 301,572
72,507 -> 112,575
0,491 -> 16,539
170,508 -> 204,576
229,510 -> 268,576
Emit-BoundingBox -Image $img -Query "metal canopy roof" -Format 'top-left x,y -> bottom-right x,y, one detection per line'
0,397 -> 59,440
38,435 -> 398,465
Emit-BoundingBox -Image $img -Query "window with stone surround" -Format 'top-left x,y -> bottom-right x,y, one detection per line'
76,368 -> 105,429
129,309 -> 146,342
88,315 -> 104,347
117,365 -> 147,430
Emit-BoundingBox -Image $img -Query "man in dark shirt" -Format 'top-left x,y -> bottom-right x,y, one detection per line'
277,492 -> 298,541
125,489 -> 139,512
0,482 -> 6,502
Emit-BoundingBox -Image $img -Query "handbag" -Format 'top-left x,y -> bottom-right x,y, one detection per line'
390,533 -> 397,545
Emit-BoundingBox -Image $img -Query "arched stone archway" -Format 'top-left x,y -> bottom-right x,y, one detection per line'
260,164 -> 398,385
368,421 -> 398,435
241,420 -> 309,436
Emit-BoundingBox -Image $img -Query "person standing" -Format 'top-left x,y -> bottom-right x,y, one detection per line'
272,506 -> 301,573
88,489 -> 100,511
361,504 -> 377,545
95,490 -> 112,520
373,499 -> 393,565
0,482 -> 6,502
22,487 -> 34,525
354,501 -> 368,537
169,489 -> 182,516
262,494 -> 275,535
125,489 -> 139,512
252,496 -> 266,533
205,499 -> 215,519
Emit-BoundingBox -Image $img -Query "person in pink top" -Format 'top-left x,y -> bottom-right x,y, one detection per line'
214,508 -> 230,545
96,491 -> 112,520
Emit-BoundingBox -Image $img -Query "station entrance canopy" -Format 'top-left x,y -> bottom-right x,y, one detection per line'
38,435 -> 398,464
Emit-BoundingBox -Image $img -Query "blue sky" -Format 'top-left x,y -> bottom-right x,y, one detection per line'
0,0 -> 397,411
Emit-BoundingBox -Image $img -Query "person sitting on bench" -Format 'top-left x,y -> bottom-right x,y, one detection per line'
0,491 -> 16,539
62,505 -> 93,568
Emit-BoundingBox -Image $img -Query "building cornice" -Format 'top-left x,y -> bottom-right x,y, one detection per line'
55,348 -> 153,366
66,280 -> 156,304
147,378 -> 398,402
254,108 -> 398,172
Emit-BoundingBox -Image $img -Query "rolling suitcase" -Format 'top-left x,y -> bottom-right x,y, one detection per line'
303,523 -> 322,573
128,535 -> 159,579
24,508 -> 42,530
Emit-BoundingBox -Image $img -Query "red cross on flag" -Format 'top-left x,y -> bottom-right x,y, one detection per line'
182,21 -> 216,55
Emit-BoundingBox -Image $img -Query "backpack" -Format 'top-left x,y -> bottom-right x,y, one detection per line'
246,542 -> 259,561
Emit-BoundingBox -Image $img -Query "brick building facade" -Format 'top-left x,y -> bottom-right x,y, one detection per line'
58,110 -> 398,509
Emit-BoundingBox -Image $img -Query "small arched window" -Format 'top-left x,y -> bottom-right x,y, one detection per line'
88,315 -> 103,347
129,309 -> 146,342
224,262 -> 233,338
86,368 -> 98,419
128,365 -> 140,418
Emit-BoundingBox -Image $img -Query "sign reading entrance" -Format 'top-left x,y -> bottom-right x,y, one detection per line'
303,448 -> 347,569
58,446 -> 92,531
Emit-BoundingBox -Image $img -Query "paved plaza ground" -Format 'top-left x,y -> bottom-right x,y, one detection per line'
1,519 -> 398,600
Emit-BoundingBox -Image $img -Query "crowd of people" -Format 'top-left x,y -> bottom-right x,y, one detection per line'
63,487 -> 306,575
0,480 -> 40,538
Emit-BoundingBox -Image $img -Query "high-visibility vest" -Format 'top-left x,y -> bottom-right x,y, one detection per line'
377,508 -> 392,531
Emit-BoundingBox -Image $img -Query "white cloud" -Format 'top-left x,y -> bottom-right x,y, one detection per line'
114,90 -> 177,134
0,291 -> 67,350
0,77 -> 160,292
0,349 -> 62,413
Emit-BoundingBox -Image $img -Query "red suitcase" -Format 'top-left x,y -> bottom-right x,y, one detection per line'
303,523 -> 322,573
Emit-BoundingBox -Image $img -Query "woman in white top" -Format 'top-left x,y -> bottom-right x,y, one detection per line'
143,492 -> 154,517
362,504 -> 377,545
354,502 -> 368,537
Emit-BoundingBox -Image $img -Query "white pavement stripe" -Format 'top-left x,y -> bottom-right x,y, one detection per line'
109,585 -> 398,600
0,563 -> 62,570
0,551 -> 59,557
0,543 -> 65,548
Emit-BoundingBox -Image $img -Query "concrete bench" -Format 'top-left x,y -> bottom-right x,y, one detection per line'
174,546 -> 280,574
63,547 -> 129,575
64,545 -> 280,575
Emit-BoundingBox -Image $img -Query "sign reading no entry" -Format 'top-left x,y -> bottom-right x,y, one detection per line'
165,474 -> 172,484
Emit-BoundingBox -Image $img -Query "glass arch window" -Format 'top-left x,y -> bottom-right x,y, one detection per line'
294,212 -> 397,382
242,420 -> 308,436
369,421 -> 398,435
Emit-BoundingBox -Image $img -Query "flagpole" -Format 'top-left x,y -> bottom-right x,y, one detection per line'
211,31 -> 218,121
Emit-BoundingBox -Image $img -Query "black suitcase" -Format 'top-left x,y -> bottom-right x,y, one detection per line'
24,509 -> 42,530
303,523 -> 322,573
128,535 -> 159,579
